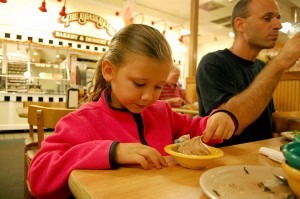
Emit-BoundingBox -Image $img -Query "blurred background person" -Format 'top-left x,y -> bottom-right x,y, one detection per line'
159,66 -> 187,108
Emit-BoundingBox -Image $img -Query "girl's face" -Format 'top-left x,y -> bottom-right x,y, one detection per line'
103,53 -> 172,114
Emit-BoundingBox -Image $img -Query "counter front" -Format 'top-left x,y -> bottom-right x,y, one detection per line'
0,92 -> 66,131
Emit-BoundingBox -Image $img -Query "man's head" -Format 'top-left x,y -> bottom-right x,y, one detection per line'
231,0 -> 282,50
231,0 -> 251,36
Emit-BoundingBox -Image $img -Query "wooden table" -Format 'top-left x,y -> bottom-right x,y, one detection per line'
68,137 -> 288,199
172,108 -> 199,116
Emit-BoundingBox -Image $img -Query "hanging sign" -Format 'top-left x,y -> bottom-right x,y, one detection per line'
52,31 -> 110,46
58,12 -> 115,36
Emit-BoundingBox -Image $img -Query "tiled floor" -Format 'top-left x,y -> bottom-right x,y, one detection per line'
0,131 -> 53,140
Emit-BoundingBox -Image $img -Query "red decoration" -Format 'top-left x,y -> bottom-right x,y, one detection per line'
151,19 -> 167,36
170,25 -> 184,31
59,0 -> 67,17
178,35 -> 184,43
57,0 -> 62,1
39,0 -> 47,12
170,25 -> 185,42
0,0 -> 7,3
59,5 -> 66,16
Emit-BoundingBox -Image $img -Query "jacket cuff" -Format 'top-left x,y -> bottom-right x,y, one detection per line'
109,141 -> 120,169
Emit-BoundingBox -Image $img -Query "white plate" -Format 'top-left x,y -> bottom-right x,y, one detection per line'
281,131 -> 298,141
199,165 -> 294,199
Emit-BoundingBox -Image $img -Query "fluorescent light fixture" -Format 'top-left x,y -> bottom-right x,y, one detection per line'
181,29 -> 190,36
24,71 -> 31,78
39,72 -> 45,79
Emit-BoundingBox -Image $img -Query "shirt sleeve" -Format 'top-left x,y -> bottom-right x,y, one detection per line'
196,53 -> 237,116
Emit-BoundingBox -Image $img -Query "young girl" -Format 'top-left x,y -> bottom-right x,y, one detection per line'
28,24 -> 237,198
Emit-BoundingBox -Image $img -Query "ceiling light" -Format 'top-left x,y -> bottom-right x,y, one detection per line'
39,72 -> 46,79
181,45 -> 187,52
181,29 -> 190,36
33,48 -> 38,56
280,22 -> 292,34
24,71 -> 31,78
56,50 -> 60,58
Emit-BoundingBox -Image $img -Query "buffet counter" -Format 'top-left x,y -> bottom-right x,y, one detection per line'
0,92 -> 66,131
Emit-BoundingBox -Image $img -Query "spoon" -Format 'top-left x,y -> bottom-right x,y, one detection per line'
274,174 -> 288,185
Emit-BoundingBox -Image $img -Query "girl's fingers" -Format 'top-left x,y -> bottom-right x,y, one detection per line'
139,148 -> 168,169
133,155 -> 150,169
203,113 -> 235,142
202,121 -> 217,142
224,126 -> 234,140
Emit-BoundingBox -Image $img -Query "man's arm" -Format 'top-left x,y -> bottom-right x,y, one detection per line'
219,33 -> 300,135
219,62 -> 282,134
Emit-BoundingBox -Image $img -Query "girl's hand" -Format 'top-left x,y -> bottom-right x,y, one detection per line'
202,112 -> 235,142
114,143 -> 168,169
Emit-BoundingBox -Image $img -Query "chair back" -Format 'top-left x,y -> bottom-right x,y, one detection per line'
24,105 -> 75,198
28,105 -> 76,148
23,101 -> 67,108
273,73 -> 300,111
25,102 -> 66,143
272,111 -> 300,135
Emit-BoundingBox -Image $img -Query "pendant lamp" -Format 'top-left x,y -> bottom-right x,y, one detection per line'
178,35 -> 184,43
59,0 -> 67,17
39,0 -> 47,12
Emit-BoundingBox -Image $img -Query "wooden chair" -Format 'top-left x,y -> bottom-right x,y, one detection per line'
22,101 -> 67,145
24,105 -> 75,199
273,72 -> 300,112
272,111 -> 300,137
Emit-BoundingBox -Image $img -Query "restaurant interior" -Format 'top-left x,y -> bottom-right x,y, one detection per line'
0,0 -> 300,198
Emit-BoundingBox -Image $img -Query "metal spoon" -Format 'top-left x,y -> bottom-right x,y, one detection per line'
274,174 -> 288,185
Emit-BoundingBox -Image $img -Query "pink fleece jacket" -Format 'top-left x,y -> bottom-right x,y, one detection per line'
28,91 -> 222,198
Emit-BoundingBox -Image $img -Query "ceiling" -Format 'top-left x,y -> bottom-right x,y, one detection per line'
89,0 -> 300,44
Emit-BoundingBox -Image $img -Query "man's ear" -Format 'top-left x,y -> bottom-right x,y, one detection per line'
102,59 -> 114,82
235,17 -> 245,33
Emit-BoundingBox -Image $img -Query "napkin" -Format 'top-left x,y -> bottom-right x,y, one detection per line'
259,147 -> 285,163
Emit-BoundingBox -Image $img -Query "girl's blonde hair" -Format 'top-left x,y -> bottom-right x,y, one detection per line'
83,24 -> 173,103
